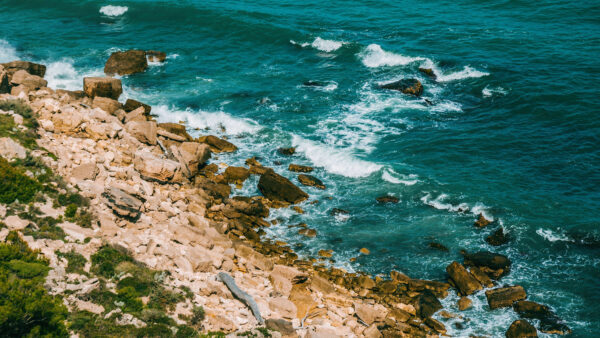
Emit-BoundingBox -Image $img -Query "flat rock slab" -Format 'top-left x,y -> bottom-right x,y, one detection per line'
102,187 -> 143,219
485,285 -> 526,309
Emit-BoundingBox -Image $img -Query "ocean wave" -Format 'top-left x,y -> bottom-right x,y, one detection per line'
152,105 -> 261,136
536,228 -> 572,242
382,168 -> 419,185
421,193 -> 494,221
0,39 -> 18,63
482,85 -> 508,97
420,59 -> 489,82
359,44 -> 425,68
99,5 -> 128,17
45,60 -> 103,91
290,37 -> 345,52
291,135 -> 382,178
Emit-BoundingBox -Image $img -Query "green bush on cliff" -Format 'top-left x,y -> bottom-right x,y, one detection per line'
0,231 -> 69,337
91,245 -> 134,278
0,157 -> 42,204
56,250 -> 87,275
0,99 -> 39,149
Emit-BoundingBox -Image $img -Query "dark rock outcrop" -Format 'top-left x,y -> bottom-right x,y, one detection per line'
446,261 -> 483,296
376,195 -> 399,204
158,123 -> 192,141
288,164 -> 313,173
485,285 -> 526,309
83,77 -> 123,100
464,251 -> 511,279
1,60 -> 46,77
104,50 -> 148,76
428,242 -> 449,252
416,289 -> 443,318
506,320 -> 538,338
418,67 -> 436,80
102,187 -> 143,219
197,135 -> 238,153
298,174 -> 325,190
474,213 -> 491,227
124,98 -> 152,115
380,79 -> 423,96
146,50 -> 167,63
486,227 -> 510,246
278,147 -> 295,155
223,166 -> 251,185
513,301 -> 571,335
258,171 -> 308,204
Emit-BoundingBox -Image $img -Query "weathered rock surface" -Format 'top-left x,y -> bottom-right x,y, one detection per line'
380,79 -> 423,96
297,174 -> 325,190
486,227 -> 509,246
1,60 -> 46,77
157,123 -> 192,141
133,150 -> 181,183
278,147 -> 295,155
125,121 -> 157,145
474,213 -> 491,227
288,163 -> 313,172
258,171 -> 308,204
458,296 -> 472,311
104,50 -> 148,76
513,301 -> 571,335
485,285 -> 526,309
146,50 -> 167,63
506,320 -> 538,338
464,251 -> 511,279
92,96 -> 122,115
376,195 -> 399,204
0,65 -> 8,93
10,69 -> 47,89
223,166 -> 250,185
83,77 -> 123,100
171,142 -> 211,177
103,187 -> 143,219
265,318 -> 295,336
0,137 -> 26,160
123,98 -> 152,115
446,261 -> 483,296
197,135 -> 237,153
416,290 -> 442,318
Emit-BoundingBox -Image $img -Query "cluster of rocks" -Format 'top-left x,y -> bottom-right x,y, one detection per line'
1,55 -> 476,337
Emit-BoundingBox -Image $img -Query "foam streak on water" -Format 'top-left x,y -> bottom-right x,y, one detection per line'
99,5 -> 128,17
359,44 -> 425,67
0,39 -> 18,63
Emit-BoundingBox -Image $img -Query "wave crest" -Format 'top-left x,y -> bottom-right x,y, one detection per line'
99,5 -> 128,17
0,39 -> 18,63
359,44 -> 425,68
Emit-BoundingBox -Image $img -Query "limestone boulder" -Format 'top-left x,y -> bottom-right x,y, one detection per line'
158,123 -> 192,141
258,170 -> 308,204
52,109 -> 84,133
83,77 -> 123,100
446,261 -> 483,296
102,187 -> 143,219
265,318 -> 295,337
485,285 -> 526,309
288,163 -> 313,172
269,297 -> 297,319
298,174 -> 325,190
124,106 -> 147,123
133,150 -> 181,183
1,61 -> 46,77
354,302 -> 388,325
123,98 -> 152,115
171,142 -> 211,177
464,251 -> 511,279
197,135 -> 237,153
416,290 -> 442,318
104,50 -> 148,76
146,50 -> 167,63
125,120 -> 157,145
223,166 -> 250,185
0,137 -> 26,160
92,96 -> 122,115
10,70 -> 47,89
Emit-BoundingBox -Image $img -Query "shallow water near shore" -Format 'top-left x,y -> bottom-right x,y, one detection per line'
1,0 -> 599,335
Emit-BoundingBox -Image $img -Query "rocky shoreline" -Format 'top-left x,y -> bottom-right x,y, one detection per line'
0,53 -> 571,337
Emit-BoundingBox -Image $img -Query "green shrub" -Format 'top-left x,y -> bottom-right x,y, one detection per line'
0,231 -> 68,337
176,325 -> 199,338
58,192 -> 87,207
190,306 -> 205,326
117,286 -> 144,313
91,245 -> 134,278
65,203 -> 78,218
0,157 -> 42,204
0,100 -> 39,149
136,324 -> 173,338
56,250 -> 87,274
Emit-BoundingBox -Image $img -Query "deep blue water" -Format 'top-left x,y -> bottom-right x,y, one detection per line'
1,0 -> 599,336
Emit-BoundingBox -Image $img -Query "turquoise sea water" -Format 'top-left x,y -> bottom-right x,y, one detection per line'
1,0 -> 599,336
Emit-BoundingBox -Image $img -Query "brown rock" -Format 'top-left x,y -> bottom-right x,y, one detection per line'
318,249 -> 333,258
223,166 -> 250,185
123,98 -> 152,115
9,70 -> 47,89
469,266 -> 494,287
388,308 -> 411,323
158,122 -> 192,141
83,77 -> 123,99
125,121 -> 157,145
376,195 -> 399,204
103,187 -> 143,219
288,285 -> 315,319
298,228 -> 316,237
124,106 -> 147,123
278,147 -> 295,155
288,163 -> 313,172
71,162 -> 98,181
486,227 -> 510,246
513,301 -> 571,335
464,251 -> 511,279
146,50 -> 167,63
258,170 -> 308,204
360,248 -> 370,255
354,302 -> 387,325
195,177 -> 231,200
418,67 -> 436,79
104,50 -> 148,76
1,60 -> 46,77
173,142 -> 211,177
390,270 -> 411,284
416,290 -> 442,318
446,261 -> 483,296
265,318 -> 296,336
485,286 -> 526,309
380,79 -> 424,96
458,296 -> 472,311
474,213 -> 491,227
428,242 -> 449,252
298,174 -> 325,189
197,135 -> 238,153
133,151 -> 181,183
0,65 -> 8,93
425,317 -> 446,334
506,320 -> 538,338
92,96 -> 122,114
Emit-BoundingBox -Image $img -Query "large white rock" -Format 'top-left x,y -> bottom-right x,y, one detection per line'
0,137 -> 26,160
125,120 -> 157,145
133,150 -> 181,183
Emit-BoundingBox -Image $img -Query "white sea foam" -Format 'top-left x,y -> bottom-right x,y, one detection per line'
482,85 -> 508,97
311,37 -> 343,52
421,193 -> 494,221
99,5 -> 128,17
359,44 -> 425,68
45,60 -> 103,90
420,59 -> 489,82
0,39 -> 18,63
382,168 -> 418,185
152,105 -> 261,136
291,135 -> 382,178
536,228 -> 572,242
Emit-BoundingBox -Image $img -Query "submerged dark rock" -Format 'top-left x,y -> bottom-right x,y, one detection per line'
303,80 -> 325,87
278,147 -> 296,155
298,174 -> 325,190
464,251 -> 511,279
379,78 -> 423,96
376,195 -> 399,204
258,170 -> 308,204
429,242 -> 449,252
486,227 -> 510,246
513,301 -> 571,335
485,285 -> 526,309
418,67 -> 436,80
